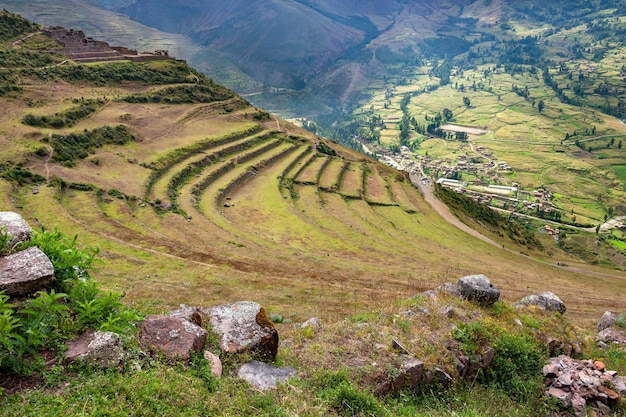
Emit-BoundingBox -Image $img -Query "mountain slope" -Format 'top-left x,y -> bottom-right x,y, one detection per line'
0,11 -> 624,322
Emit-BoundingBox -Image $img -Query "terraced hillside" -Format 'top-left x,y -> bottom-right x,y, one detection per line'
1,14 -> 625,323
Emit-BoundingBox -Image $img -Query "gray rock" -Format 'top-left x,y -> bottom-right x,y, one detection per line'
238,360 -> 296,390
297,317 -> 322,330
514,292 -> 566,314
613,376 -> 626,395
544,355 -> 623,416
379,359 -> 424,395
547,386 -> 573,406
206,301 -> 278,361
391,339 -> 409,355
596,328 -> 626,345
571,393 -> 586,417
0,211 -> 32,246
65,330 -> 124,369
0,246 -> 54,296
139,315 -> 207,361
168,304 -> 202,321
455,274 -> 500,306
481,347 -> 496,369
543,363 -> 559,378
597,311 -> 618,332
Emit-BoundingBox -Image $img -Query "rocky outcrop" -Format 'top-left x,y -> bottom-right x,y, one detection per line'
0,246 -> 54,296
456,346 -> 495,379
65,330 -> 124,369
543,355 -> 625,417
455,274 -> 500,306
206,301 -> 279,361
0,211 -> 32,246
377,359 -> 424,395
514,292 -> 566,314
238,360 -> 296,390
139,315 -> 208,361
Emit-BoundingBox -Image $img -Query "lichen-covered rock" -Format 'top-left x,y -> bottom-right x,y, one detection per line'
514,292 -> 566,314
597,311 -> 618,332
0,246 -> 54,296
596,327 -> 626,345
455,274 -> 500,306
139,315 -> 207,361
206,301 -> 278,361
65,330 -> 124,369
0,211 -> 32,246
238,360 -> 296,390
296,317 -> 322,330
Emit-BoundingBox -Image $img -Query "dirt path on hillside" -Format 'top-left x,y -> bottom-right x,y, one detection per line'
409,173 -> 501,248
409,173 -> 626,280
44,144 -> 53,182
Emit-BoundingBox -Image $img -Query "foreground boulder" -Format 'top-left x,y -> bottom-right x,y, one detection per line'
0,211 -> 32,246
0,246 -> 54,296
139,315 -> 207,361
65,330 -> 124,369
206,301 -> 279,361
514,292 -> 566,314
418,274 -> 500,307
543,355 -> 625,417
238,360 -> 296,390
455,274 -> 500,306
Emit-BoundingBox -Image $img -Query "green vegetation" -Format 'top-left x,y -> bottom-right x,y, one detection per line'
44,125 -> 135,166
0,227 -> 140,374
23,99 -> 104,129
0,163 -> 45,185
122,84 -> 234,104
435,185 -> 543,250
0,9 -> 39,41
16,60 -> 207,86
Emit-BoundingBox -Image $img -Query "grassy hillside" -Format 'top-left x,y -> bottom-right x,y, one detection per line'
0,11 -> 624,326
2,11 -> 626,416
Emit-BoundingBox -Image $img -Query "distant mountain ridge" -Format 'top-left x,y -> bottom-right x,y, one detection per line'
1,0 -> 625,116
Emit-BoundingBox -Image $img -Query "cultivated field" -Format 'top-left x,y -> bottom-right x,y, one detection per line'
0,43 -> 624,325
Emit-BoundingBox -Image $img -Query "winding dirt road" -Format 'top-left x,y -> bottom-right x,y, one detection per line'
409,173 -> 501,248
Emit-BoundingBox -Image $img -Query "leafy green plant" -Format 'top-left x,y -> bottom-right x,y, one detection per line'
0,292 -> 22,368
0,226 -> 12,255
19,290 -> 73,353
24,227 -> 100,289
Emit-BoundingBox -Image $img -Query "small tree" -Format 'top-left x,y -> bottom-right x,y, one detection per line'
537,99 -> 545,113
463,96 -> 471,107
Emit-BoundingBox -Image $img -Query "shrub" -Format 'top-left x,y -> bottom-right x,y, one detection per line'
1,228 -> 141,374
23,227 -> 100,289
48,125 -> 135,165
484,332 -> 545,401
